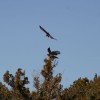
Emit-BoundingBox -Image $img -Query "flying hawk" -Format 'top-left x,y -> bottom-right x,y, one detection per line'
39,25 -> 57,40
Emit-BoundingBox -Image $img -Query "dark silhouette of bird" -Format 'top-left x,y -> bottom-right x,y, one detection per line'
47,47 -> 60,56
47,47 -> 60,60
48,47 -> 51,54
39,25 -> 57,40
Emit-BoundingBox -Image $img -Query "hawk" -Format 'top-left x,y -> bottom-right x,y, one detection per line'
47,47 -> 60,56
39,25 -> 57,40
47,47 -> 60,59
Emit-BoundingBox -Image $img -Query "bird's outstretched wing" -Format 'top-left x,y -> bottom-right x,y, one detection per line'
39,25 -> 57,40
39,25 -> 49,35
51,51 -> 60,55
49,35 -> 57,40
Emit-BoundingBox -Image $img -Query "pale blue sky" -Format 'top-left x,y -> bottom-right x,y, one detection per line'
0,0 -> 100,90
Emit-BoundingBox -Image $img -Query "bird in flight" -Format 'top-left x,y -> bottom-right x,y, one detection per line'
39,25 -> 57,40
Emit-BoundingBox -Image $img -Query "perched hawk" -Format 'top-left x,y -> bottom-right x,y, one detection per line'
48,47 -> 60,55
47,47 -> 60,60
39,25 -> 57,40
47,47 -> 60,59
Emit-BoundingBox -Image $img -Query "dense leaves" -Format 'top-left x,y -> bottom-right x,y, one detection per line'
0,49 -> 100,100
